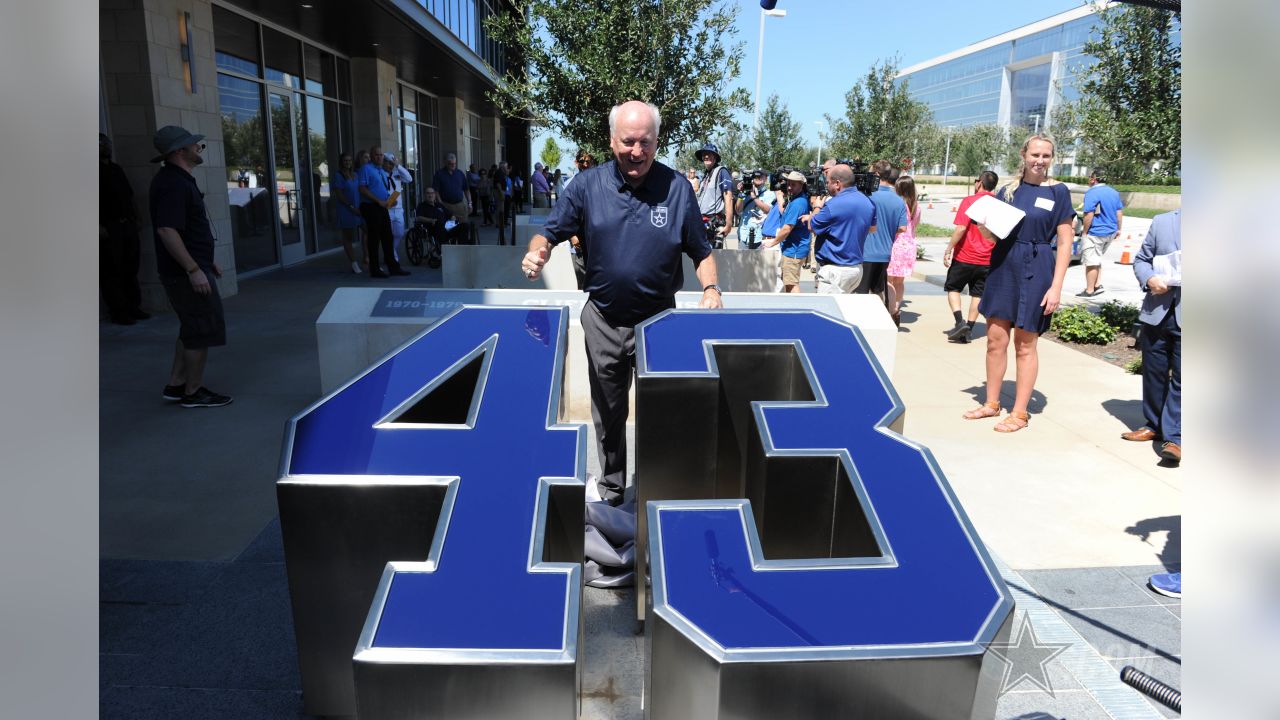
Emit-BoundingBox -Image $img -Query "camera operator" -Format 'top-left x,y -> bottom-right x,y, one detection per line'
762,170 -> 811,293
695,142 -> 736,248
803,163 -> 877,294
735,169 -> 773,249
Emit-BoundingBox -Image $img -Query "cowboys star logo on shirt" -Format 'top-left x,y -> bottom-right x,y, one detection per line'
651,205 -> 668,228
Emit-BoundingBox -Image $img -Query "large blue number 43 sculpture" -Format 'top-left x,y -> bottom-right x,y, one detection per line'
278,305 -> 1013,720
636,310 -> 1014,720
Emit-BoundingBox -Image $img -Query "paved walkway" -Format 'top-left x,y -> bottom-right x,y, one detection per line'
100,219 -> 1180,718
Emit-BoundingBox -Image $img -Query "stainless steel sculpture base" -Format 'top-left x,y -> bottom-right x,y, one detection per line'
646,610 -> 1013,720
352,660 -> 579,720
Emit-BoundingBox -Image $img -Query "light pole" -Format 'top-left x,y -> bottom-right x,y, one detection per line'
753,8 -> 787,128
943,126 -> 953,185
1031,113 -> 1041,135
814,120 -> 825,167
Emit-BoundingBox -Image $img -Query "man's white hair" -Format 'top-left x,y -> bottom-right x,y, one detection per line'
608,101 -> 661,139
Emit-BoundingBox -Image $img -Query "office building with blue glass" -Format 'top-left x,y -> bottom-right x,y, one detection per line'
100,0 -> 528,304
896,4 -> 1103,174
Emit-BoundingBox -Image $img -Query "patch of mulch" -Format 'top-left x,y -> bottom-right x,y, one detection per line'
1045,329 -> 1142,371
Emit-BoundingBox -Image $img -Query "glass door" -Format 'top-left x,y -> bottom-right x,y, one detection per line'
268,89 -> 307,265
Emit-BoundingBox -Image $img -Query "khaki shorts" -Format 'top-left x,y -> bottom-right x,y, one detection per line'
815,263 -> 864,294
781,256 -> 804,286
1081,233 -> 1115,266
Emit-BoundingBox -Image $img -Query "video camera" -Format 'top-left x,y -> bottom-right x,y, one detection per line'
836,159 -> 882,196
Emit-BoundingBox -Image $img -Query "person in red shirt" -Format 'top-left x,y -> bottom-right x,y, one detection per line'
942,171 -> 998,343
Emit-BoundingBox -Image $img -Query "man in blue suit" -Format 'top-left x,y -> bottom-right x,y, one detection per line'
1121,209 -> 1181,464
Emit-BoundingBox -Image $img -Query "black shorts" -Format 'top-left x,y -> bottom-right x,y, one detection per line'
943,260 -> 990,297
855,261 -> 888,296
161,271 -> 226,349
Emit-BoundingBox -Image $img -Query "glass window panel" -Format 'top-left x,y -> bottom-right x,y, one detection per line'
340,103 -> 354,154
1010,63 -> 1052,130
303,45 -> 337,97
400,84 -> 417,119
305,95 -> 343,252
263,27 -> 302,88
335,57 -> 352,102
213,6 -> 260,77
217,73 -> 277,272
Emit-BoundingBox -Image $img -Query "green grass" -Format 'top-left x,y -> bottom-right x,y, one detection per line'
1122,207 -> 1174,219
917,223 -> 955,237
1113,184 -> 1181,194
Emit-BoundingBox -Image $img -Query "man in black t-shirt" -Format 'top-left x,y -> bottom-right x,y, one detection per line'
149,125 -> 232,408
413,188 -> 469,246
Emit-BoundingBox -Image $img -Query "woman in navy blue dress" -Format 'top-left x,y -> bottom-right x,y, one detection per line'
963,135 -> 1074,432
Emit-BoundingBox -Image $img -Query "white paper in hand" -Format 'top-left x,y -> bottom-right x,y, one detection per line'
966,194 -> 1026,239
1153,250 -> 1181,286
444,219 -> 457,232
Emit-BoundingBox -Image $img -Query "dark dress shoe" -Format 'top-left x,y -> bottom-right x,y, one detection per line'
110,316 -> 137,326
1121,427 -> 1157,442
1160,442 -> 1181,463
370,271 -> 390,278
390,268 -> 411,276
130,309 -> 152,320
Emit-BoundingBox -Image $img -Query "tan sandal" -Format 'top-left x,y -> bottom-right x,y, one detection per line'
994,410 -> 1030,433
963,401 -> 1002,420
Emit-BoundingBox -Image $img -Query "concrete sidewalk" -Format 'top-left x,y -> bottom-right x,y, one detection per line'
100,229 -> 1179,718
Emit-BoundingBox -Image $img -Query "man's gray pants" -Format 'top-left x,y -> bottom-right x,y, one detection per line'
581,301 -> 637,505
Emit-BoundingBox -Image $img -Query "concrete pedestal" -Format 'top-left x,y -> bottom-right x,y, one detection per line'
317,289 -> 897,425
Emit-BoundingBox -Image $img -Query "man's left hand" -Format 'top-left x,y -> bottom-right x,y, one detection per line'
212,262 -> 223,278
700,287 -> 723,309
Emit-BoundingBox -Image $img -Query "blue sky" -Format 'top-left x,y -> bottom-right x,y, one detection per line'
532,0 -> 1086,171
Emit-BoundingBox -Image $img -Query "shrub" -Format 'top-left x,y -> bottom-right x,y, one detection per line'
1099,300 -> 1140,332
1125,356 -> 1143,374
1052,305 -> 1117,345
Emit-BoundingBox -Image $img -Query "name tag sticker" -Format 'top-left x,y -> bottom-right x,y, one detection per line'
1034,197 -> 1055,212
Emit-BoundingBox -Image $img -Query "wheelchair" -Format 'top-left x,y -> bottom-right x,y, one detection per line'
404,223 -> 441,268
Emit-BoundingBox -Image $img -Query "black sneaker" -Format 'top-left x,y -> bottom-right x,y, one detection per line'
948,326 -> 973,344
162,384 -> 185,401
180,387 -> 233,408
945,322 -> 968,340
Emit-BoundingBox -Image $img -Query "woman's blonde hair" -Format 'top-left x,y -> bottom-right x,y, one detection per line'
1002,133 -> 1056,202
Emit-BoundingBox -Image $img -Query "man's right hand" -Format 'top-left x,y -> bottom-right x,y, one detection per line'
943,249 -> 953,267
189,268 -> 211,295
1147,276 -> 1170,295
522,245 -> 549,281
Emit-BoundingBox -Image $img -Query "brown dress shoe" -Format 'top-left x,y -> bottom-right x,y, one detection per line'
1160,442 -> 1181,463
1121,427 -> 1157,442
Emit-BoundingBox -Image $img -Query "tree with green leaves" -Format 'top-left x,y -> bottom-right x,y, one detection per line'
539,137 -> 562,170
825,58 -> 933,167
485,0 -> 751,159
747,94 -> 807,172
953,124 -> 1005,179
1058,2 -> 1181,180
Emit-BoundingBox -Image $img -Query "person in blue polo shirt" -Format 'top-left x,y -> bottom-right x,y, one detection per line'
1078,166 -> 1125,297
861,159 -> 908,308
357,145 -> 409,278
522,100 -> 722,505
805,164 -> 877,294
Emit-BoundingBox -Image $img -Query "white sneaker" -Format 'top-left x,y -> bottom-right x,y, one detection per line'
351,262 -> 362,274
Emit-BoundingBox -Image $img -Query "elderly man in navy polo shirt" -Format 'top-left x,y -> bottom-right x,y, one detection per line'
522,100 -> 722,505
